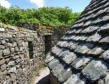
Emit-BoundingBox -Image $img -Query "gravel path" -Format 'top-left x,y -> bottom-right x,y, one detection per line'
34,67 -> 50,84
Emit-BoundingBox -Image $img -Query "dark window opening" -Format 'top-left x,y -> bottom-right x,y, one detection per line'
45,35 -> 52,54
28,41 -> 33,59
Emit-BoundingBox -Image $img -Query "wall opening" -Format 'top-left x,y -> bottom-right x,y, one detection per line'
45,35 -> 52,54
28,41 -> 34,59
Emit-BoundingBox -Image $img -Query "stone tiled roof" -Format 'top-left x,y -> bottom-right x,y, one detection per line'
46,0 -> 109,84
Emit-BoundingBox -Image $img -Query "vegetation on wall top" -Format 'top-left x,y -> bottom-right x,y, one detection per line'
0,5 -> 81,26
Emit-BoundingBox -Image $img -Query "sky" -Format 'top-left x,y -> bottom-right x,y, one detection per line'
0,0 -> 91,12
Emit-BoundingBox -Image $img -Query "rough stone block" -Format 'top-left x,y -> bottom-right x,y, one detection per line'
8,67 -> 17,73
1,40 -> 6,44
61,50 -> 77,64
3,48 -> 10,56
10,48 -> 15,53
0,45 -> 5,49
51,46 -> 62,56
104,74 -> 109,84
58,68 -> 72,83
68,42 -> 78,50
88,47 -> 104,55
48,58 -> 60,69
51,62 -> 72,83
71,57 -> 91,70
1,64 -> 7,71
100,36 -> 109,43
63,74 -> 86,84
82,60 -> 108,81
75,44 -> 90,54
45,53 -> 54,63
87,33 -> 101,42
101,50 -> 109,60
8,61 -> 15,66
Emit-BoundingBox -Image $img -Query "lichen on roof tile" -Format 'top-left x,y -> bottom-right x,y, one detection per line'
46,0 -> 109,84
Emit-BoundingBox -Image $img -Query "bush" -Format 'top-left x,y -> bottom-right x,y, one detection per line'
0,6 -> 81,26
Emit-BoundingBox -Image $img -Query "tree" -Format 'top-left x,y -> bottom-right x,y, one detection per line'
0,6 -> 81,26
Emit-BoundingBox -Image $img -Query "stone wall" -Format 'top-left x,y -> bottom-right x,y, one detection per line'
46,26 -> 69,54
0,23 -> 45,84
17,22 -> 70,54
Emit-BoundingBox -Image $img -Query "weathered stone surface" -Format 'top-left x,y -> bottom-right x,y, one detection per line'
82,26 -> 98,33
104,74 -> 109,84
63,74 -> 86,84
15,47 -> 19,52
48,58 -> 60,69
8,61 -> 15,66
46,0 -> 109,84
0,59 -> 5,65
0,45 -> 5,49
98,74 -> 109,84
10,73 -> 16,81
1,64 -> 7,71
51,46 -> 62,56
68,42 -> 78,50
98,23 -> 109,32
75,43 -> 92,54
51,62 -> 72,83
1,40 -> 6,44
8,67 -> 17,73
72,57 -> 91,70
88,47 -> 104,55
101,50 -> 109,60
100,36 -> 109,43
12,42 -> 17,47
0,51 -> 3,57
45,53 -> 54,63
82,60 -> 108,81
10,48 -> 15,53
61,50 -> 77,64
0,23 -> 45,84
87,33 -> 101,42
57,68 -> 72,83
3,48 -> 10,56
98,79 -> 105,84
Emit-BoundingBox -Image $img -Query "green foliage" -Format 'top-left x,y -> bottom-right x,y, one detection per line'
0,6 -> 81,26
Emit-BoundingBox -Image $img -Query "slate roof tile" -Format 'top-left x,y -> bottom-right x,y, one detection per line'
46,0 -> 109,83
75,44 -> 91,54
101,50 -> 109,60
45,53 -> 54,63
51,46 -> 63,56
100,36 -> 109,43
82,60 -> 108,81
63,74 -> 86,84
61,50 -> 77,64
87,47 -> 104,55
50,60 -> 72,83
87,33 -> 101,42
71,57 -> 92,70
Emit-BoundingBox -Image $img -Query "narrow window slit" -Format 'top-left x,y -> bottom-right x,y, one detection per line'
28,41 -> 33,59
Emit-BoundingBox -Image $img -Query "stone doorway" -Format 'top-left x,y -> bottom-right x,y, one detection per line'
45,35 -> 52,54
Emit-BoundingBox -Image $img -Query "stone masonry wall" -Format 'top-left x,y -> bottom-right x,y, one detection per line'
0,23 -> 45,84
17,22 -> 70,54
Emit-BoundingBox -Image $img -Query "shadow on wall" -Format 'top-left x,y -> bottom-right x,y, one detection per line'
36,75 -> 51,84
